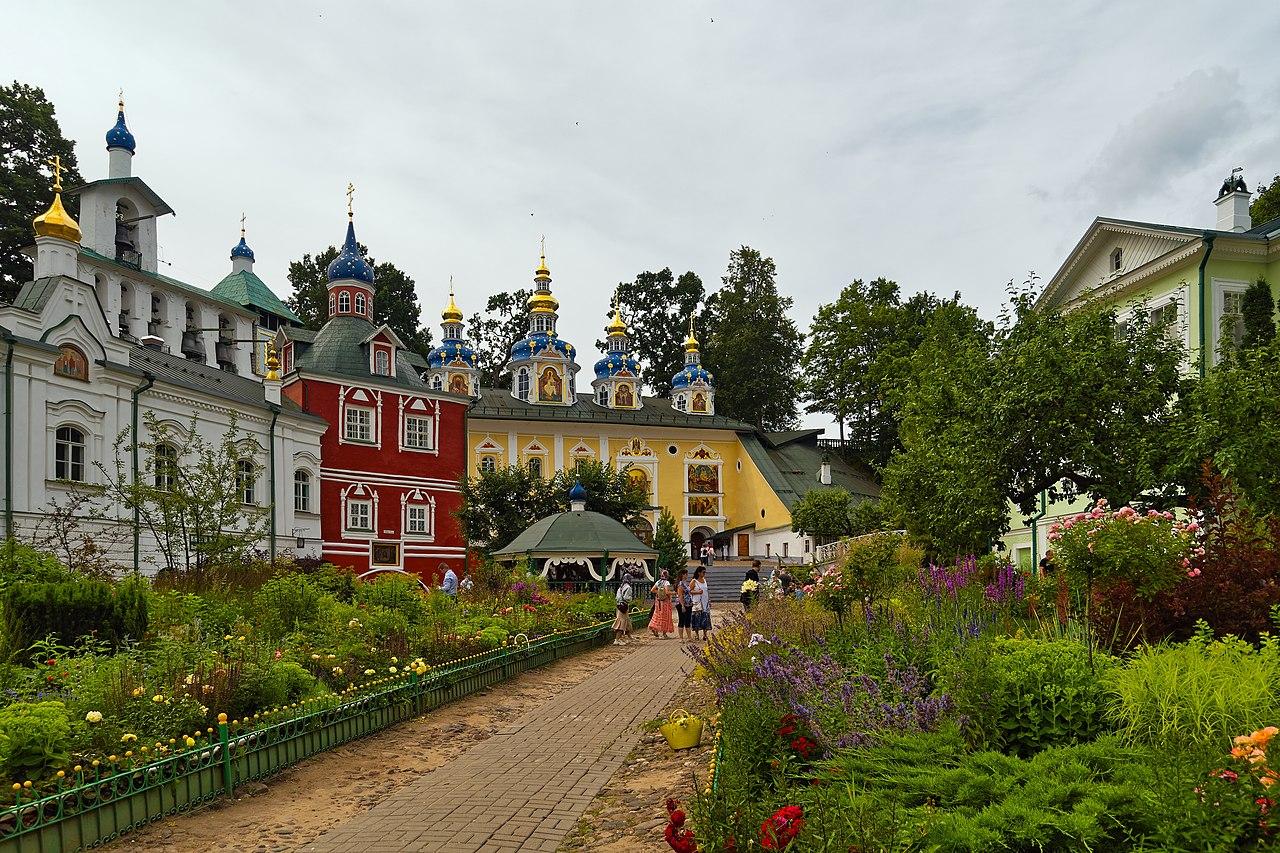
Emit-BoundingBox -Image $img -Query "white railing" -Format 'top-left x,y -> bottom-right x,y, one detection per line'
813,530 -> 908,566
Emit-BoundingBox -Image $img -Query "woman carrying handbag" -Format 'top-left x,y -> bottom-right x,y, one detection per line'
648,569 -> 674,638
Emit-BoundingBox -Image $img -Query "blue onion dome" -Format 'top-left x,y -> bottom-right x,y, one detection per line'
671,365 -> 713,390
427,339 -> 478,370
568,480 -> 587,502
593,351 -> 639,380
230,236 -> 255,261
326,220 -> 375,285
509,331 -> 575,362
105,102 -> 136,153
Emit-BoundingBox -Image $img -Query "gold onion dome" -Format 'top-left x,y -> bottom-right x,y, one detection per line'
32,157 -> 81,244
442,291 -> 463,322
606,305 -> 627,335
685,328 -> 699,351
535,252 -> 550,279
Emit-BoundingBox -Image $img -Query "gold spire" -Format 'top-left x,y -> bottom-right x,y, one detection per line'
346,182 -> 355,219
535,235 -> 550,279
118,89 -> 124,112
442,275 -> 463,322
265,340 -> 280,381
32,155 -> 81,244
685,312 -> 699,351
240,212 -> 246,239
606,295 -> 627,335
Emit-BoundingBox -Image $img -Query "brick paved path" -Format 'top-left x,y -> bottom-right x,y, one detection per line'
302,635 -> 693,852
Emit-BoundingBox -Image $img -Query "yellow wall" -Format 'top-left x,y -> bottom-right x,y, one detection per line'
466,419 -> 792,546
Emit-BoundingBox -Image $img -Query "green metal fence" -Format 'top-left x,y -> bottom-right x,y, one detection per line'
0,611 -> 650,853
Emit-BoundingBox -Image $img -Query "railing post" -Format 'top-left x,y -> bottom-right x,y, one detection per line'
218,713 -> 233,798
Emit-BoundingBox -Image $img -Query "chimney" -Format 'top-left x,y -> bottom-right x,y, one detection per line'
1215,168 -> 1252,232
818,453 -> 832,486
139,334 -> 164,351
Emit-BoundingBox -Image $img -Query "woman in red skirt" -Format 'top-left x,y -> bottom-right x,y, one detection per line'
648,568 -> 675,639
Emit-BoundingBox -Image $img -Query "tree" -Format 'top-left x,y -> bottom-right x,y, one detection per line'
467,289 -> 531,387
1241,278 -> 1275,350
26,489 -> 123,579
653,508 -> 685,573
286,246 -> 432,358
456,459 -> 648,555
1251,175 -> 1280,226
598,268 -> 705,395
789,487 -> 854,542
0,82 -> 82,303
799,278 -> 979,469
701,246 -> 803,430
97,413 -> 269,579
882,279 -> 1183,556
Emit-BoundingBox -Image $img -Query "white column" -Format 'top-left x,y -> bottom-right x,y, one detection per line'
234,316 -> 254,375
199,306 -> 219,368
132,282 -> 152,340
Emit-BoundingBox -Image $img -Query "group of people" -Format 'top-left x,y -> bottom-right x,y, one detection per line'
612,566 -> 713,645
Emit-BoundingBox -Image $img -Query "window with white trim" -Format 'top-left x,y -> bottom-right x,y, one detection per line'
154,442 -> 178,491
517,368 -> 530,400
675,394 -> 687,412
1110,247 -> 1123,273
404,414 -> 433,449
406,503 -> 430,534
328,293 -> 335,316
237,459 -> 256,505
374,349 -> 390,376
480,455 -> 497,473
431,374 -> 443,390
344,406 -> 373,442
346,499 -> 372,531
1222,290 -> 1245,352
54,426 -> 85,482
596,386 -> 609,406
338,291 -> 351,313
294,470 -> 311,512
355,292 -> 366,316
528,456 -> 542,478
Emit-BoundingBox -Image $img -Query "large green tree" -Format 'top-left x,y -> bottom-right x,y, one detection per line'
0,82 -> 82,303
455,459 -> 647,555
789,487 -> 856,542
882,282 -> 1183,556
467,289 -> 531,388
598,268 -> 705,395
286,246 -> 432,358
1251,175 -> 1280,226
653,508 -> 686,573
701,246 -> 803,430
1241,278 -> 1276,351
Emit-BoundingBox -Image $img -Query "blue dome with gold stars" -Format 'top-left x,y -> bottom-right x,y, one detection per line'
510,331 -> 576,363
105,108 -> 136,154
230,236 -> 255,261
326,221 -> 375,285
427,339 -> 478,370
593,351 -> 639,380
671,365 -> 713,390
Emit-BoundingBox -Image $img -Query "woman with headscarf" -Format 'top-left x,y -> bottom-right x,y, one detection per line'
648,568 -> 674,639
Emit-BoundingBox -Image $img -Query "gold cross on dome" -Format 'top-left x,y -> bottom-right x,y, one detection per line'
240,211 -> 246,238
346,182 -> 355,218
46,155 -> 63,192
117,89 -> 124,110
540,234 -> 545,256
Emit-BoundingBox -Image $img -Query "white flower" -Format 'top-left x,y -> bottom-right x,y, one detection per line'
85,711 -> 103,724
748,633 -> 765,647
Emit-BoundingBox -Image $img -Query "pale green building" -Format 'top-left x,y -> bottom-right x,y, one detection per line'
1003,172 -> 1280,570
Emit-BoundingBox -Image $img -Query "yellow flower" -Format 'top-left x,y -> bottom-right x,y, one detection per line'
152,694 -> 164,703
184,736 -> 196,748
131,687 -> 144,697
120,733 -> 137,743
389,666 -> 398,673
224,635 -> 232,641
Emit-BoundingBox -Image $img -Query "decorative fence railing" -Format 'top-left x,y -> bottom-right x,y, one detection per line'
813,529 -> 908,567
0,610 -> 650,853
546,579 -> 652,607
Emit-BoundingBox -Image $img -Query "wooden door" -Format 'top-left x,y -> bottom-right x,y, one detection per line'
736,534 -> 751,558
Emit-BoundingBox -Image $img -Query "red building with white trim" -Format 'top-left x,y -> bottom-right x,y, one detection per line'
279,211 -> 468,583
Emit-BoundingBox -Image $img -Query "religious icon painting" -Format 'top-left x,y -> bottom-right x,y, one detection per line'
538,367 -> 563,402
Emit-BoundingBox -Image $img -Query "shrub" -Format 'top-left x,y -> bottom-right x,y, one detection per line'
1108,631 -> 1280,748
0,701 -> 71,780
252,574 -> 325,639
355,573 -> 425,623
943,636 -> 1114,755
2,578 -> 149,659
0,542 -> 70,590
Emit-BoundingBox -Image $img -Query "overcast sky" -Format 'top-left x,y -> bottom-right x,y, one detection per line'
7,2 -> 1280,430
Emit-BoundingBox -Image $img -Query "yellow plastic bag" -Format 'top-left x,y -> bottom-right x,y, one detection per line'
659,708 -> 704,750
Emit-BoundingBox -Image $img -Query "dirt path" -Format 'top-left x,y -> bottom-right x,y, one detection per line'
104,641 -> 636,853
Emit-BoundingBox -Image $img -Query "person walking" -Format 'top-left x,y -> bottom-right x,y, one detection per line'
613,573 -> 634,645
648,569 -> 674,638
690,566 -> 712,640
740,560 -> 761,610
674,568 -> 693,640
440,564 -> 459,599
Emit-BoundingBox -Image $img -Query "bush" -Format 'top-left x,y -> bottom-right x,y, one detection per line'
2,577 -> 149,659
1108,631 -> 1280,748
0,542 -> 70,590
252,574 -> 325,640
0,701 -> 71,781
355,573 -> 424,623
943,637 -> 1114,755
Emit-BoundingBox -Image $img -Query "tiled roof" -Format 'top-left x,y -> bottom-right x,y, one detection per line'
280,326 -> 317,344
739,431 -> 879,510
7,277 -> 59,313
470,386 -> 754,430
492,510 -> 657,557
128,345 -> 321,422
209,270 -> 302,323
292,316 -> 427,391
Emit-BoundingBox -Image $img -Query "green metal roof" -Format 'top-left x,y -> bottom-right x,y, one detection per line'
292,316 -> 427,391
64,176 -> 174,217
8,277 -> 59,313
471,386 -> 754,430
739,431 -> 880,510
209,270 -> 302,323
79,249 -> 250,314
492,509 -> 657,557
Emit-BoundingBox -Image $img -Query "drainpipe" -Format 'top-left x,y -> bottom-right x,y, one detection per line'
268,404 -> 279,565
1029,490 -> 1047,576
1197,234 -> 1216,379
3,333 -> 14,541
130,373 -> 156,572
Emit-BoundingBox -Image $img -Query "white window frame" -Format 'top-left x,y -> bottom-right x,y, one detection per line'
355,292 -> 367,316
154,442 -> 178,491
344,405 -> 374,443
346,499 -> 372,532
431,374 -> 443,390
54,425 -> 86,482
328,293 -> 335,316
517,368 -> 530,401
1211,278 -> 1250,365
480,455 -> 497,473
374,348 -> 390,376
528,456 -> 543,479
237,459 -> 257,505
403,414 -> 433,450
294,469 -> 312,513
597,386 -> 609,407
403,495 -> 434,539
1110,247 -> 1123,273
338,291 -> 351,314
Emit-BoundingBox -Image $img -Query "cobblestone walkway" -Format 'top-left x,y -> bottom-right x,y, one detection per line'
302,635 -> 693,852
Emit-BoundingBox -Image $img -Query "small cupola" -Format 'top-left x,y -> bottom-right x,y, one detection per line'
32,155 -> 81,279
105,93 -> 136,178
1215,167 -> 1252,232
230,214 -> 255,273
325,184 -> 376,320
569,480 -> 587,512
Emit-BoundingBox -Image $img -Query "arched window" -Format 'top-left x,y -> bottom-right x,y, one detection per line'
237,459 -> 256,505
596,386 -> 609,407
338,291 -> 351,314
528,456 -> 543,479
294,470 -> 311,512
53,345 -> 89,381
675,394 -> 687,412
480,455 -> 497,473
355,292 -> 366,316
154,442 -> 178,491
55,426 -> 85,481
406,501 -> 432,535
375,349 -> 390,376
1110,247 -> 1124,273
516,368 -> 530,401
431,374 -> 443,390
328,293 -> 336,316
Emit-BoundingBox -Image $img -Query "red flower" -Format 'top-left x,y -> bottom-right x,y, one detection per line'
723,836 -> 737,852
45,659 -> 56,666
790,736 -> 817,759
776,714 -> 798,737
760,805 -> 804,850
664,823 -> 698,853
1259,796 -> 1274,814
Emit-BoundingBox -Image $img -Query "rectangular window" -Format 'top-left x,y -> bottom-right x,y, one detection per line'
407,504 -> 429,534
1222,290 -> 1245,351
403,415 -> 432,449
783,542 -> 789,558
344,406 -> 373,443
347,500 -> 371,531
1150,302 -> 1179,335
